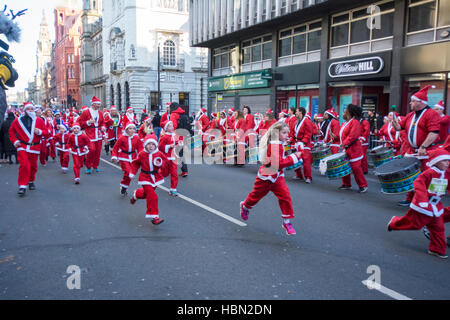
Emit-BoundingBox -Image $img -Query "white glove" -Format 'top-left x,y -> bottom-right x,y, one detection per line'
14,141 -> 21,148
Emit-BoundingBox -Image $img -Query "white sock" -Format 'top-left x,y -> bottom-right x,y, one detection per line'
283,219 -> 290,224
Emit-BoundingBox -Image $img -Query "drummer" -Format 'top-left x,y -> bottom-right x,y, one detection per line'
379,112 -> 401,155
290,107 -> 314,184
391,85 -> 441,207
338,104 -> 368,193
323,108 -> 341,154
359,114 -> 370,174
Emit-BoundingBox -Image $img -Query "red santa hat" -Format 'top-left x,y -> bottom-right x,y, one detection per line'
266,109 -> 273,114
91,96 -> 101,105
110,105 -> 117,111
411,85 -> 435,104
316,113 -> 323,120
72,122 -> 81,130
434,100 -> 444,110
143,133 -> 158,148
126,106 -> 133,113
23,102 -> 34,110
305,112 -> 312,119
228,107 -> 235,113
325,108 -> 337,119
125,122 -> 137,131
200,107 -> 207,113
281,109 -> 288,116
81,106 -> 89,112
212,112 -> 217,118
162,120 -> 173,131
426,148 -> 450,168
143,116 -> 151,123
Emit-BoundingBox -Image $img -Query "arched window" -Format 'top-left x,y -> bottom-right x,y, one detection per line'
110,85 -> 114,106
125,82 -> 130,108
117,83 -> 122,111
163,40 -> 176,66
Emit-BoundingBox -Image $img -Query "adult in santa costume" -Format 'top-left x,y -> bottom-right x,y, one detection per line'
433,100 -> 450,145
160,103 -> 171,125
289,107 -> 314,183
169,104 -> 185,130
78,96 -> 106,173
111,123 -> 144,195
323,108 -> 341,154
138,116 -> 153,141
391,85 -> 441,206
359,115 -> 371,174
43,108 -> 57,161
158,120 -> 182,196
194,107 -> 210,151
338,104 -> 368,193
378,112 -> 401,155
120,106 -> 138,136
129,133 -> 168,225
8,102 -> 48,196
243,106 -> 257,149
388,148 -> 450,259
278,109 -> 289,124
68,122 -> 91,184
314,113 -> 325,142
226,107 -> 236,130
104,105 -> 121,154
257,109 -> 277,136
54,123 -> 71,174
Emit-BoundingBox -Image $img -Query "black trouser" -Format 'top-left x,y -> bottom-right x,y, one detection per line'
105,139 -> 117,153
179,148 -> 188,173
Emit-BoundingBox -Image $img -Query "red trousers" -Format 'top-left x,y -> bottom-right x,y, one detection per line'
389,209 -> 446,255
119,161 -> 132,188
295,149 -> 312,180
59,151 -> 70,170
17,151 -> 39,188
134,185 -> 159,218
40,142 -> 47,165
72,154 -> 85,179
342,159 -> 368,188
47,139 -> 56,159
361,145 -> 368,173
244,176 -> 294,219
168,160 -> 179,190
86,140 -> 102,169
330,146 -> 340,154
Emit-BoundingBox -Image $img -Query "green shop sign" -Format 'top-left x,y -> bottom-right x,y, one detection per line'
208,70 -> 272,92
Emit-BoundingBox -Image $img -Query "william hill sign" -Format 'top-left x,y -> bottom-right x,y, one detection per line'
328,56 -> 384,78
208,70 -> 272,92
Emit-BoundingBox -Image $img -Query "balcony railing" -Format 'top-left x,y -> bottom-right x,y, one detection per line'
160,55 -> 185,72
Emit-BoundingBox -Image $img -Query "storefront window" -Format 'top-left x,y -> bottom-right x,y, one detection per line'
276,85 -> 319,116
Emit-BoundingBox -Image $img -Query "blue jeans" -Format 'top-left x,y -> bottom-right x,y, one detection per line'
154,127 -> 162,141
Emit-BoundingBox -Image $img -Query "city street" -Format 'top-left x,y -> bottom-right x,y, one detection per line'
1,153 -> 450,300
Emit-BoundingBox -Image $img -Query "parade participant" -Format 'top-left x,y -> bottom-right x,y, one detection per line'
8,102 -> 48,196
120,106 -> 138,136
43,108 -> 57,161
315,113 -> 325,141
433,100 -> 450,145
160,103 -> 171,125
169,105 -> 186,130
104,105 -> 121,154
194,107 -> 210,151
278,109 -> 289,123
391,85 -> 441,206
240,121 -> 303,235
54,123 -> 71,174
359,115 -> 371,174
67,122 -> 90,184
138,116 -> 153,141
158,120 -> 182,196
338,104 -> 368,193
111,122 -> 143,195
257,109 -> 277,136
35,107 -> 49,166
243,106 -> 256,149
287,107 -> 297,129
78,96 -> 106,174
62,108 -> 71,125
129,133 -> 167,225
290,107 -> 313,183
323,108 -> 341,154
388,148 -> 450,259
379,112 -> 401,155
226,108 -> 235,130
234,110 -> 247,165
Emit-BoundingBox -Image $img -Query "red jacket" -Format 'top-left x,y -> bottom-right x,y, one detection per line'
257,141 -> 301,183
359,119 -> 370,147
324,118 -> 340,147
158,132 -> 181,161
438,114 -> 450,144
78,108 -> 106,142
54,132 -> 72,153
111,134 -> 144,163
104,112 -> 122,141
169,107 -> 185,130
339,118 -> 363,162
8,116 -> 48,154
130,149 -> 167,187
67,133 -> 91,156
196,114 -> 210,133
290,117 -> 313,151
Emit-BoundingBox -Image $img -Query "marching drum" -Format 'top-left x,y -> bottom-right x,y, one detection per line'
369,146 -> 395,167
320,152 -> 352,179
247,147 -> 259,164
374,157 -> 421,194
285,159 -> 303,171
311,146 -> 331,168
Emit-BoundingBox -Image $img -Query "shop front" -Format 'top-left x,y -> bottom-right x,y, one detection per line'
207,69 -> 272,115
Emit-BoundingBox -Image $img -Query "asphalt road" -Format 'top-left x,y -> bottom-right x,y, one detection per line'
1,152 -> 450,300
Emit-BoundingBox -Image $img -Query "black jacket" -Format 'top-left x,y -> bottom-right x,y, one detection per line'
0,113 -> 16,154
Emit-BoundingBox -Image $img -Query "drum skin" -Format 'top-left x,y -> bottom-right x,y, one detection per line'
325,152 -> 352,179
374,157 -> 421,194
311,146 -> 331,168
369,146 -> 395,167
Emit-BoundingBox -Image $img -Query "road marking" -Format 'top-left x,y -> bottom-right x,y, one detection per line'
362,280 -> 412,300
100,158 -> 247,227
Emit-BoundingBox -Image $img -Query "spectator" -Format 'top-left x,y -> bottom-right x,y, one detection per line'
367,110 -> 377,134
140,108 -> 148,126
0,112 -> 17,164
375,112 -> 384,134
152,110 -> 162,140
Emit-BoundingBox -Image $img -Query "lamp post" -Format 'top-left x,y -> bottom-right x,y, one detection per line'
157,45 -> 161,110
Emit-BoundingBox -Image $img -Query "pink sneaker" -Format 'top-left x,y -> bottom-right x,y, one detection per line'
282,223 -> 296,235
240,201 -> 249,221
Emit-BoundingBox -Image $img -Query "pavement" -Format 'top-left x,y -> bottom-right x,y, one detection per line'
0,153 -> 450,300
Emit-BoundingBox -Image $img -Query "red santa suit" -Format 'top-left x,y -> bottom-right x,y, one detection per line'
45,116 -> 57,160
235,117 -> 247,165
169,106 -> 185,130
257,119 -> 276,136
290,116 -> 314,181
244,113 -> 257,148
111,127 -> 144,190
388,149 -> 450,256
359,118 -> 370,173
78,98 -> 106,171
67,125 -> 90,183
138,118 -> 153,141
130,134 -> 168,220
242,140 -> 301,220
54,129 -> 71,172
323,110 -> 341,154
379,119 -> 401,155
120,107 -> 139,136
104,109 -> 121,144
8,109 -> 48,189
339,118 -> 368,188
158,122 -> 182,193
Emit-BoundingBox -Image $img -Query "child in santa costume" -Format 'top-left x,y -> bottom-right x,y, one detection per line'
138,116 -> 153,141
8,102 -> 48,197
158,120 -> 182,196
388,148 -> 450,259
54,124 -> 71,174
78,97 -> 106,173
240,121 -> 303,235
129,134 -> 168,225
68,123 -> 91,184
111,123 -> 144,195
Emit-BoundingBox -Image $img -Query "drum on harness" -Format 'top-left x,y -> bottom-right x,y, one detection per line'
369,146 -> 395,167
311,146 -> 331,168
374,156 -> 421,194
319,152 -> 352,179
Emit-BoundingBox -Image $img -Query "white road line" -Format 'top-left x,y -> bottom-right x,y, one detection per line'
362,280 -> 412,300
100,158 -> 247,227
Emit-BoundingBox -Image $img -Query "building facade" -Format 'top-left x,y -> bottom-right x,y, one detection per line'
81,0 -> 106,107
54,6 -> 83,108
190,0 -> 450,118
103,0 -> 208,115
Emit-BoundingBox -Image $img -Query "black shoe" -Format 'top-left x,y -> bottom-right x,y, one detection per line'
17,188 -> 26,197
120,187 -> 128,196
338,185 -> 351,190
387,216 -> 395,232
28,182 -> 36,190
358,186 -> 368,193
447,237 -> 450,248
423,226 -> 430,240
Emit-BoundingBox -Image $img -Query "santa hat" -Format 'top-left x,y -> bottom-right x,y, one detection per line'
305,112 -> 312,119
125,122 -> 136,131
212,112 -> 217,118
316,113 -> 323,119
110,105 -> 117,111
281,109 -> 288,116
325,108 -> 337,119
91,96 -> 101,105
228,107 -> 235,113
81,106 -> 89,112
58,123 -> 69,132
411,85 -> 435,104
143,116 -> 151,123
126,106 -> 133,113
72,122 -> 81,130
143,133 -> 158,148
434,100 -> 444,110
384,116 -> 389,121
23,102 -> 34,110
426,148 -> 450,168
266,109 -> 273,114
163,120 -> 173,131
200,107 -> 207,113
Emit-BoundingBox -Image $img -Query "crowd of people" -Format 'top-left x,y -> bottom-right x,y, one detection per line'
2,84 -> 450,258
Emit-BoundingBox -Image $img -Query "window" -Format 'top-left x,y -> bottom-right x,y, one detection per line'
150,91 -> 159,111
163,40 -> 176,66
406,0 -> 450,46
212,45 -> 234,70
242,35 -> 272,65
330,0 -> 395,58
278,20 -> 322,65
